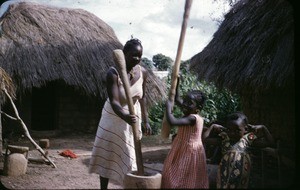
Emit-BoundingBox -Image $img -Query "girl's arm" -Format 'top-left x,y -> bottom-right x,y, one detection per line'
165,100 -> 196,126
202,123 -> 226,140
174,75 -> 183,106
248,124 -> 275,147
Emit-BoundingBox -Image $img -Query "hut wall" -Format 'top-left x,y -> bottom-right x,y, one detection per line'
1,82 -> 105,139
240,86 -> 295,159
241,86 -> 295,187
56,85 -> 103,134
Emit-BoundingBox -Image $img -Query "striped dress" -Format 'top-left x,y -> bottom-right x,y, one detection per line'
161,114 -> 209,189
88,66 -> 143,186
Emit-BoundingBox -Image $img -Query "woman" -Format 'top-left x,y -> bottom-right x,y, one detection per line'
89,38 -> 152,189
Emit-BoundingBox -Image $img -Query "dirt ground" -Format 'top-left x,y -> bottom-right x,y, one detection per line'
0,133 -> 172,189
2,132 -> 285,189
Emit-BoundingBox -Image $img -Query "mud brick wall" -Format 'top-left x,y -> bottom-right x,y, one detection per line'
56,86 -> 104,134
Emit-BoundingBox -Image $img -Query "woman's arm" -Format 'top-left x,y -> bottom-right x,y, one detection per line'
106,68 -> 137,125
139,66 -> 152,135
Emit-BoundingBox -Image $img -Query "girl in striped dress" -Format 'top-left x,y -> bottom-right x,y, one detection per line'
161,77 -> 209,189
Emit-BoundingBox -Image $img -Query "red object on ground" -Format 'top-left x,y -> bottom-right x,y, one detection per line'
59,149 -> 77,158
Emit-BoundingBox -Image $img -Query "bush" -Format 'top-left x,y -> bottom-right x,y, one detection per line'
148,61 -> 241,135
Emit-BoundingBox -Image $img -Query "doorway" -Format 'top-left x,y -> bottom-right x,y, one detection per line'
31,82 -> 57,131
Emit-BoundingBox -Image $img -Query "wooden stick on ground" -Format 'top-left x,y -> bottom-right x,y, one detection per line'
161,0 -> 193,139
2,88 -> 57,168
113,49 -> 144,176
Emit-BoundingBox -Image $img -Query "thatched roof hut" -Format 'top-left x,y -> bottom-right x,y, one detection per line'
0,1 -> 166,134
0,1 -> 165,102
1,1 -> 120,98
190,0 -> 294,94
189,0 -> 294,184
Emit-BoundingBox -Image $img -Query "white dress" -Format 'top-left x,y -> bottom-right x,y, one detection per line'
88,66 -> 143,185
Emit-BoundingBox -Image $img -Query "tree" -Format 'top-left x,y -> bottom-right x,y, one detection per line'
141,57 -> 154,70
148,60 -> 241,135
0,0 -> 6,5
152,53 -> 173,71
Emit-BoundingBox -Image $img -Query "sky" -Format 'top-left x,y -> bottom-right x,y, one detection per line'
1,0 -> 231,60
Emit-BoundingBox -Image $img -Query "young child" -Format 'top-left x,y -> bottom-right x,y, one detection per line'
161,77 -> 209,189
204,112 -> 274,189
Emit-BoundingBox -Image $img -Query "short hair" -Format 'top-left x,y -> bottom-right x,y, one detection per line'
226,112 -> 248,126
189,90 -> 206,110
123,38 -> 143,54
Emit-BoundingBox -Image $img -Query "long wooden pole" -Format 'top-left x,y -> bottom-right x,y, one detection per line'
113,49 -> 144,176
161,0 -> 193,139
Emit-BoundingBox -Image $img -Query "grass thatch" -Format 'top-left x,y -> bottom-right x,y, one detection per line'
0,66 -> 15,104
189,1 -> 296,166
189,0 -> 294,94
0,1 -> 166,104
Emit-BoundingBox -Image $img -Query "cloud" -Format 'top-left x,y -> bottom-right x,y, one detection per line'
16,0 -> 229,60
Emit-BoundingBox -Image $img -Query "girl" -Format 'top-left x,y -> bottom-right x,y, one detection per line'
204,112 -> 274,188
161,77 -> 209,189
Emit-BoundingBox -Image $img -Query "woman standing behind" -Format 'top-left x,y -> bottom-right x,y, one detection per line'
161,77 -> 209,189
89,38 -> 152,189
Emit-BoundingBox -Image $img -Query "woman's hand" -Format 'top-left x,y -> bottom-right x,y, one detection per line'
143,122 -> 152,136
123,114 -> 138,125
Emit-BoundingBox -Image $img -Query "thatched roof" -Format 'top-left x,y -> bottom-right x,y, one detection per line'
0,1 -> 166,104
189,0 -> 294,94
0,66 -> 15,104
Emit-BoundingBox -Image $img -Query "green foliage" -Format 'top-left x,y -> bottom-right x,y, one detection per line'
152,53 -> 173,71
198,81 -> 241,124
148,101 -> 164,135
141,57 -> 154,70
148,59 -> 241,135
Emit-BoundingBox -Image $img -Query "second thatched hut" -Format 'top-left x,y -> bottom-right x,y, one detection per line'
190,0 -> 294,187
